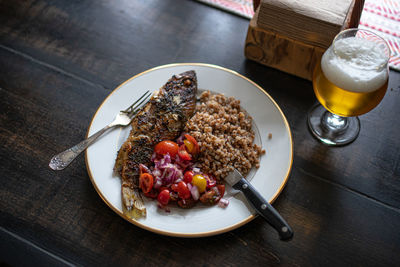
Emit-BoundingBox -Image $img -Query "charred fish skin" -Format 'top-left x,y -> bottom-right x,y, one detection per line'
131,70 -> 197,141
114,70 -> 198,219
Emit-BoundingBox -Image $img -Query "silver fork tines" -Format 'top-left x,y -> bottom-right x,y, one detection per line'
49,90 -> 152,171
123,90 -> 152,115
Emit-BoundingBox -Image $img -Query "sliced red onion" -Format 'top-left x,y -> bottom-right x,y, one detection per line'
192,167 -> 200,173
152,171 -> 162,177
160,169 -> 167,180
139,163 -> 150,174
176,169 -> 183,179
151,147 -> 191,187
190,185 -> 199,201
154,179 -> 162,189
166,168 -> 175,179
218,198 -> 229,208
162,153 -> 171,164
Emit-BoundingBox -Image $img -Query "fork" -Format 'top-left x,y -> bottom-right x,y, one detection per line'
49,90 -> 152,171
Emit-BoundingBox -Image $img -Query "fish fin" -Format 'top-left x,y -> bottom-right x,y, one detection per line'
121,185 -> 146,219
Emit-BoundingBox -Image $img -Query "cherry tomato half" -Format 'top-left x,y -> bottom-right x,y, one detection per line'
177,181 -> 191,199
183,140 -> 195,154
139,173 -> 154,194
184,134 -> 199,154
178,144 -> 192,161
154,140 -> 179,158
192,174 -> 207,193
171,183 -> 179,192
216,184 -> 225,197
157,189 -> 170,206
183,171 -> 194,184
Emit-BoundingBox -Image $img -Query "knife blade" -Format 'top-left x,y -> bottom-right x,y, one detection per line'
225,169 -> 293,241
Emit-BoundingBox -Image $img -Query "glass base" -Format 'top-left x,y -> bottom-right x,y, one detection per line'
307,104 -> 360,146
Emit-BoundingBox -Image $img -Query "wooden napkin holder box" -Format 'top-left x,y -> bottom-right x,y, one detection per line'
244,0 -> 364,80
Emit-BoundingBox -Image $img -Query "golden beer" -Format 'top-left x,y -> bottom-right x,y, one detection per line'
313,62 -> 388,117
313,36 -> 389,117
308,29 -> 390,146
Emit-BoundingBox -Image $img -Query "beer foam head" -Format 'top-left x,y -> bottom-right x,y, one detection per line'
321,37 -> 388,93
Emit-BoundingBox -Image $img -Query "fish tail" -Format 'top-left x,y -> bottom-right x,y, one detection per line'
121,184 -> 146,219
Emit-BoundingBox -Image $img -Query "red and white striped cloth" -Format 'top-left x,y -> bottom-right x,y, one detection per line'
359,0 -> 400,71
197,0 -> 400,71
195,0 -> 254,19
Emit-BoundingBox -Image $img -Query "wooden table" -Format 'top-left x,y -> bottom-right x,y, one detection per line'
1,0 -> 399,266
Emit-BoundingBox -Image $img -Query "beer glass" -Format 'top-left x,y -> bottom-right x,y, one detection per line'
308,28 -> 390,146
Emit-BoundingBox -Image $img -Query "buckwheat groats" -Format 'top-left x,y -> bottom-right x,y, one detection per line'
184,91 -> 265,180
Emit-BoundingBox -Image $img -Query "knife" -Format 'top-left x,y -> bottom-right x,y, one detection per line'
225,169 -> 293,241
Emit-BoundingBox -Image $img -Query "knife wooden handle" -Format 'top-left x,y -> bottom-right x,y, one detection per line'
233,178 -> 293,241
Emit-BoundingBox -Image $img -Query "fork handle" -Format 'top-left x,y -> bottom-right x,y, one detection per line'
49,124 -> 113,170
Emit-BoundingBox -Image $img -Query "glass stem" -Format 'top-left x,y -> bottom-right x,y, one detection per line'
321,111 -> 349,133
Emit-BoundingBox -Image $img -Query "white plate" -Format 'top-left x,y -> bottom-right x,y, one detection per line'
85,63 -> 293,237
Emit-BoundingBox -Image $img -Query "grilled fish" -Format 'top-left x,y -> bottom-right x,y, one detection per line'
114,70 -> 198,219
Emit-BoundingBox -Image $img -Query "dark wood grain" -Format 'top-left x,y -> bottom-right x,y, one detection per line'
1,0 -> 399,266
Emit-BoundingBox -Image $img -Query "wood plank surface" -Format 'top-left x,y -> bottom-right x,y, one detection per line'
1,0 -> 399,266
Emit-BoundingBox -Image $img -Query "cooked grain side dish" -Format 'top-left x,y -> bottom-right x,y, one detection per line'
184,91 -> 265,180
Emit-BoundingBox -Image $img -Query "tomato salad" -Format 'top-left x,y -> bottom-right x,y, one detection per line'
138,134 -> 226,210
